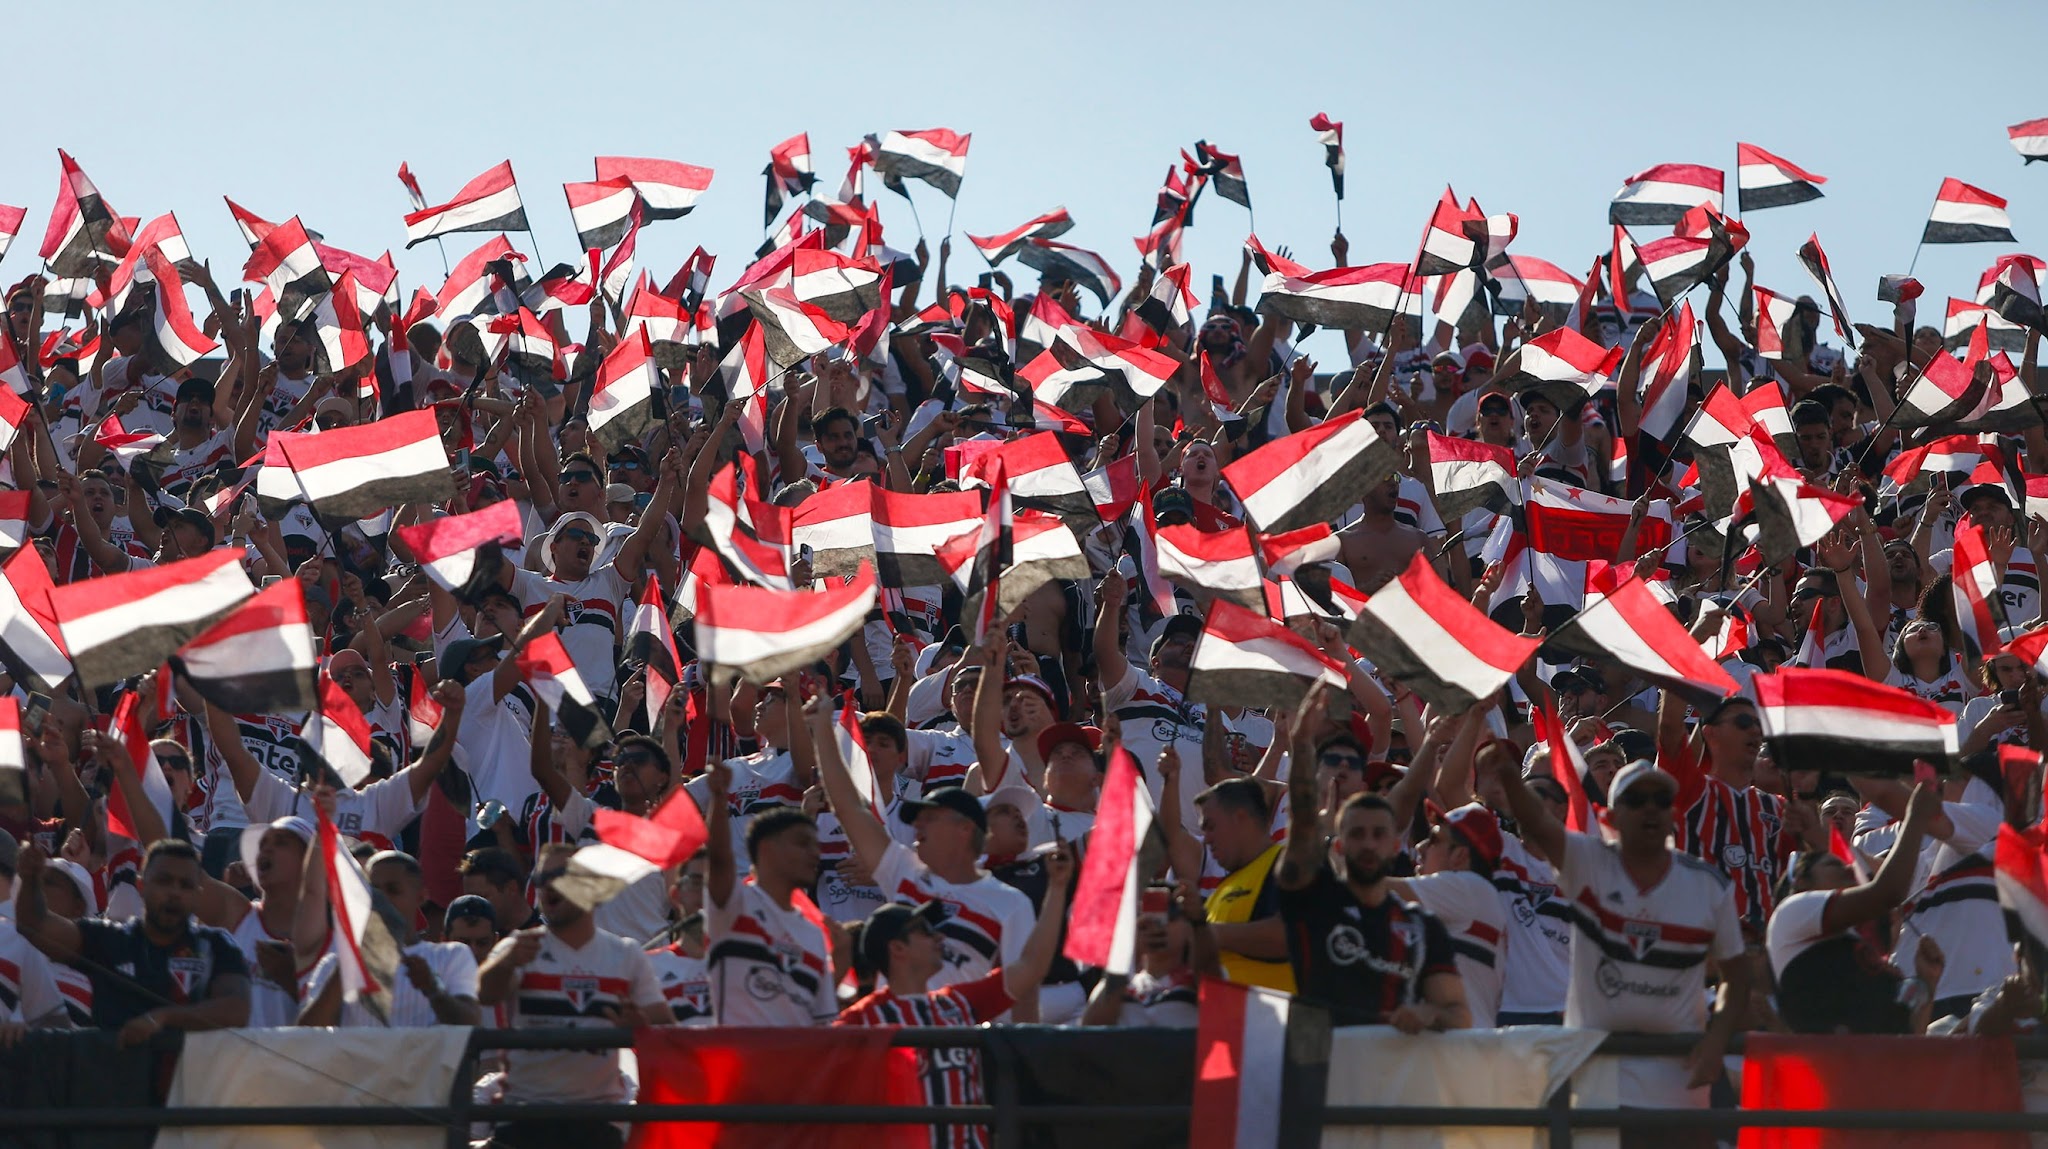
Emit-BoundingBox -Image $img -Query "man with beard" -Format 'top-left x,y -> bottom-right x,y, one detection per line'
1336,474 -> 1424,591
1272,700 -> 1469,1031
14,839 -> 250,1041
1656,693 -> 1790,935
478,842 -> 674,1149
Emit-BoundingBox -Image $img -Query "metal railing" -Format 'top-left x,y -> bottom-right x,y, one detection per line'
7,1029 -> 2048,1147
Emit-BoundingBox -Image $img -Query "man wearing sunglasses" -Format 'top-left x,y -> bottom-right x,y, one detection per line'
1656,692 -> 1801,936
1498,757 -> 1749,1129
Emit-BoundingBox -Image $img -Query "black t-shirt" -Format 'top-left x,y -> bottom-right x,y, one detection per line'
73,917 -> 248,1028
1276,865 -> 1456,1027
1776,933 -> 1911,1035
992,853 -> 1082,986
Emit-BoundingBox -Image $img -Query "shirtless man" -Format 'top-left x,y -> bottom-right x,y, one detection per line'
1338,475 -> 1423,591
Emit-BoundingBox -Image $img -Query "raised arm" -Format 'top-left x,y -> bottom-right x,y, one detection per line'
1093,570 -> 1132,696
1495,736 -> 1568,865
1004,844 -> 1073,1002
806,689 -> 893,873
1273,695 -> 1326,892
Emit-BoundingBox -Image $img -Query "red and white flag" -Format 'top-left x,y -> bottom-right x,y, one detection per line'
1190,978 -> 1326,1149
1752,285 -> 1804,358
1952,519 -> 2008,659
434,234 -> 516,319
316,802 -> 390,1009
694,564 -> 878,686
1221,411 -> 1398,534
966,207 -> 1073,266
47,549 -> 254,689
1997,821 -> 2048,948
1754,666 -> 1959,776
1746,473 -> 1862,567
873,129 -> 971,199
1425,431 -> 1520,520
598,156 -> 713,222
1416,187 -> 1482,276
308,270 -> 370,375
1609,163 -> 1724,228
1155,523 -> 1265,610
716,321 -> 770,455
588,329 -> 659,452
1256,261 -> 1419,336
93,413 -> 165,467
104,212 -> 191,313
142,251 -> 219,375
1924,178 -> 2016,245
2009,118 -> 2048,165
404,160 -> 527,247
1530,701 -> 1595,832
762,133 -> 816,227
223,196 -> 276,248
171,578 -> 319,715
1018,238 -> 1122,306
0,203 -> 24,262
1557,568 -> 1737,702
872,489 -> 983,588
1505,327 -> 1621,412
0,329 -> 30,396
1186,600 -> 1348,713
1063,747 -> 1156,974
1258,523 -> 1342,580
556,789 -> 710,913
627,574 -> 683,730
40,150 -> 131,277
303,668 -> 375,786
1735,143 -> 1825,212
275,409 -> 453,520
392,500 -> 523,592
241,216 -> 331,318
1797,234 -> 1855,341
1638,300 -> 1697,443
1347,551 -> 1541,712
518,631 -> 612,747
0,545 -> 70,690
103,693 -> 173,847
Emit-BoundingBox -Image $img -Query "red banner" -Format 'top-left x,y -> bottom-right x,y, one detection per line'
1739,1033 -> 2024,1149
629,1028 -> 923,1149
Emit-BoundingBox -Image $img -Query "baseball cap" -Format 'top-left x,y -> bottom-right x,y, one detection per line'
1549,663 -> 1607,696
1430,802 -> 1505,869
314,394 -> 355,423
175,377 -> 215,406
238,815 -> 316,878
897,786 -> 989,831
1477,391 -> 1514,414
169,506 -> 217,546
605,482 -> 637,505
1152,487 -> 1195,524
442,634 -> 506,676
444,894 -> 497,929
1607,759 -> 1679,806
1150,614 -> 1204,656
1603,727 -> 1658,764
44,857 -> 99,914
858,900 -> 947,972
1005,674 -> 1058,714
1036,722 -> 1102,761
327,648 -> 369,676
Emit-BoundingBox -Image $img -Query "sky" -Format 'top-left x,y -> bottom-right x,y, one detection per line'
8,0 -> 2047,367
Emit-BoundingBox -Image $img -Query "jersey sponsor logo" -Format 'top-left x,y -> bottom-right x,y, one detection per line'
1594,956 -> 1686,1000
1719,842 -> 1750,870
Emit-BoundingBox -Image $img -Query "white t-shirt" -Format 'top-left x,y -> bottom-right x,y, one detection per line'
903,725 -> 978,793
0,918 -> 66,1025
305,938 -> 479,1028
1494,835 -> 1571,1017
1893,796 -> 2015,1002
1103,667 -> 1205,835
872,840 -> 1036,990
1764,889 -> 1838,979
1401,869 -> 1507,1029
230,902 -> 316,1028
513,566 -> 632,699
647,944 -> 714,1027
684,747 -> 803,869
243,761 -> 426,848
454,674 -> 538,815
703,878 -> 836,1026
492,926 -> 663,1103
1556,832 -> 1743,1110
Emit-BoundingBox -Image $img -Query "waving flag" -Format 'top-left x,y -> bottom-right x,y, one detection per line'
315,802 -> 396,1016
1983,254 -> 2046,332
1609,163 -> 1724,228
1154,524 -> 1264,610
1191,141 -> 1249,208
433,234 -> 516,319
102,693 -> 174,854
1894,324 -> 1990,428
303,669 -> 376,786
308,270 -> 370,375
1418,188 -> 1483,276
565,175 -> 639,252
588,329 -> 659,452
1063,747 -> 1155,973
1747,474 -> 1863,568
1946,297 -> 2026,355
1347,552 -> 1540,711
40,150 -> 131,276
221,196 -> 278,248
104,212 -> 191,313
171,578 -> 319,715
519,631 -> 612,748
0,203 -> 24,262
628,574 -> 684,729
0,545 -> 70,690
1187,600 -> 1349,714
1529,701 -> 1596,831
789,249 -> 885,324
1735,143 -> 1826,211
142,251 -> 220,375
1310,113 -> 1345,198
275,410 -> 453,520
242,216 -> 331,320
1553,570 -> 1738,703
762,132 -> 817,227
694,564 -> 878,686
1486,255 -> 1582,319
393,500 -> 523,592
1755,667 -> 1958,776
1134,263 -> 1197,338
1018,238 -> 1122,306
48,549 -> 255,689
1504,327 -> 1621,412
597,155 -> 713,222
403,160 -> 527,247
873,489 -> 984,587
1924,178 -> 2016,244
2009,118 -> 2048,164
1223,411 -> 1398,535
1751,285 -> 1803,359
1953,520 -> 2008,659
555,789 -> 710,914
1426,432 -> 1520,520
1257,262 -> 1420,337
959,431 -> 1095,526
873,129 -> 971,198
966,207 -> 1073,266
1638,301 -> 1697,444
1796,234 -> 1855,343
741,285 -> 849,367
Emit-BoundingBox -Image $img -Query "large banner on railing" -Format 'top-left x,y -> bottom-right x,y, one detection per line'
629,1027 -> 923,1149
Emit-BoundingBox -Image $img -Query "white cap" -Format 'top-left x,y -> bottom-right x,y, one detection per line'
1608,759 -> 1678,806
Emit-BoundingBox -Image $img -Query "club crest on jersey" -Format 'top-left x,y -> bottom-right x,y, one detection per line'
772,939 -> 803,974
1623,919 -> 1660,959
562,975 -> 601,1011
168,956 -> 207,1000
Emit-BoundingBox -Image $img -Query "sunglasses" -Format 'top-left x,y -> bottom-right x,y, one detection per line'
1318,754 -> 1365,772
611,460 -> 643,471
1716,713 -> 1762,732
158,755 -> 191,772
1616,789 -> 1675,810
558,528 -> 600,545
615,752 -> 659,771
559,471 -> 598,485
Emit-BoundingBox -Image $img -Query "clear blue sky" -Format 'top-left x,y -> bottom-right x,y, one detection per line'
7,0 -> 2046,366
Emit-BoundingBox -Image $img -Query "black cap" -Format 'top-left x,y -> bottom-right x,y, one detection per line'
176,376 -> 216,406
1550,663 -> 1607,696
444,894 -> 497,929
897,786 -> 988,832
1606,727 -> 1657,763
858,900 -> 947,972
1478,392 -> 1514,414
1152,487 -> 1195,523
442,634 -> 505,675
1150,613 -> 1203,655
170,506 -> 216,545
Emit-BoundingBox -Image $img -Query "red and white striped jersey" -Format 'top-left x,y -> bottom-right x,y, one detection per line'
1556,832 -> 1744,1034
646,942 -> 714,1027
1661,733 -> 1787,933
1400,869 -> 1507,1028
492,925 -> 663,1103
835,970 -> 1013,1149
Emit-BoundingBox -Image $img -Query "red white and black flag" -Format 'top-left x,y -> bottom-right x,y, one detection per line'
2009,118 -> 2048,164
171,577 -> 319,715
1426,431 -> 1520,520
966,207 -> 1074,266
694,564 -> 878,686
959,431 -> 1097,527
1346,552 -> 1541,711
1310,113 -> 1344,198
1190,979 -> 1329,1149
1797,234 -> 1855,344
242,216 -> 332,321
1503,327 -> 1621,413
873,129 -> 971,199
0,203 -> 24,262
1551,568 -> 1738,704
276,409 -> 454,520
1488,255 -> 1583,320
519,631 -> 612,748
1530,701 -> 1596,832
598,155 -> 714,222
1747,473 -> 1861,567
1063,747 -> 1155,974
1417,188 -> 1484,276
1736,143 -> 1826,212
1952,519 -> 2008,660
934,463 -> 1011,644
0,544 -> 71,691
1018,238 -> 1122,306
142,251 -> 220,376
789,482 -> 876,582
741,285 -> 850,368
308,270 -> 370,375
872,488 -> 984,588
1638,300 -> 1697,445
1752,285 -> 1803,359
1222,411 -> 1398,534
1191,141 -> 1250,208
628,573 -> 684,729
1983,254 -> 2047,332
404,160 -> 527,248
1755,666 -> 1959,776
1155,523 -> 1265,610
47,549 -> 255,689
1186,600 -> 1348,714
588,329 -> 660,452
1894,323 -> 1990,428
1924,178 -> 2016,245
763,132 -> 817,227
315,802 -> 396,1016
1134,263 -> 1197,338
554,789 -> 709,915
40,149 -> 131,277
391,499 -> 524,593
564,175 -> 638,252
1609,163 -> 1724,228
303,666 -> 376,786
1257,262 -> 1420,339
105,212 -> 191,313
